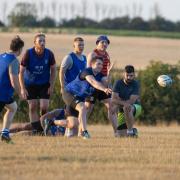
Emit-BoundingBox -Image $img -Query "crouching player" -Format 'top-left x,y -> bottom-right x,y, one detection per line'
112,65 -> 142,137
63,56 -> 112,139
40,106 -> 79,137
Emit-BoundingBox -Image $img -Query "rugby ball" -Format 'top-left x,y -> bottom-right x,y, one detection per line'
157,75 -> 172,87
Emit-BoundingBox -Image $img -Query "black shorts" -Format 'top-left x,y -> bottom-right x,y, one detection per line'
86,89 -> 111,104
0,98 -> 14,113
66,106 -> 79,118
26,83 -> 50,100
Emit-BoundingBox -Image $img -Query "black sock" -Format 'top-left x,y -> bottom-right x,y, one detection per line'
31,121 -> 44,132
117,123 -> 127,130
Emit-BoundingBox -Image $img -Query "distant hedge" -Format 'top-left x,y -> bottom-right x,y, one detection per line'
0,61 -> 179,125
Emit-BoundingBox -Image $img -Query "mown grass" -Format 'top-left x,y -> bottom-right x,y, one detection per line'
1,27 -> 180,39
0,125 -> 180,180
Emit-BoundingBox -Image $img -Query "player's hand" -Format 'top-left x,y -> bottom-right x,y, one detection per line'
48,85 -> 54,96
104,88 -> 112,95
21,88 -> 28,100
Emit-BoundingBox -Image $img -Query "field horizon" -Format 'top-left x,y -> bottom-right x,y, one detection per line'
0,32 -> 180,69
0,125 -> 180,180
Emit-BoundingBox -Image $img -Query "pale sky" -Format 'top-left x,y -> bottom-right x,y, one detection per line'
0,0 -> 180,23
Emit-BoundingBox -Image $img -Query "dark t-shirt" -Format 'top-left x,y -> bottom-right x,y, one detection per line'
113,79 -> 140,103
79,67 -> 104,82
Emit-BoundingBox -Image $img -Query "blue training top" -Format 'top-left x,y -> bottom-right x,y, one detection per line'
24,48 -> 51,86
65,67 -> 104,100
0,53 -> 16,102
64,52 -> 86,85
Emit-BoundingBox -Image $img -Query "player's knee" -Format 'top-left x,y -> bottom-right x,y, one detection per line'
123,106 -> 129,113
78,104 -> 87,113
68,120 -> 78,129
9,102 -> 17,113
29,103 -> 37,112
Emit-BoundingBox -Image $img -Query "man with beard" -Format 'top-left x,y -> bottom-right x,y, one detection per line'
112,65 -> 142,137
19,33 -> 56,135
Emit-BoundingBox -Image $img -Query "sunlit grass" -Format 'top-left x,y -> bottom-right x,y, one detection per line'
0,125 -> 180,180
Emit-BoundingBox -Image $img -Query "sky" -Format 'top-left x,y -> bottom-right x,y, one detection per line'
0,0 -> 180,23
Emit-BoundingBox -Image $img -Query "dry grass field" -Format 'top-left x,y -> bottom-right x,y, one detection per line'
0,125 -> 180,180
0,33 -> 180,180
0,32 -> 180,68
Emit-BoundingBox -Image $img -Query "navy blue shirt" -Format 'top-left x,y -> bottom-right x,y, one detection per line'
21,48 -> 55,86
113,79 -> 140,104
66,67 -> 104,99
79,67 -> 104,81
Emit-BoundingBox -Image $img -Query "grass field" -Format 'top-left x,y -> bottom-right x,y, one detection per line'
0,32 -> 180,69
0,125 -> 180,180
2,28 -> 180,39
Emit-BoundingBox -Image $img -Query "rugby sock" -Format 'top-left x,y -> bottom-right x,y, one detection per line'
31,121 -> 44,132
1,128 -> 10,136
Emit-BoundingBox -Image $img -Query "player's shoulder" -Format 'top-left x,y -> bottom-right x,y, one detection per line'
83,67 -> 93,75
133,80 -> 139,85
88,51 -> 96,58
134,80 -> 140,88
115,79 -> 123,84
45,48 -> 54,55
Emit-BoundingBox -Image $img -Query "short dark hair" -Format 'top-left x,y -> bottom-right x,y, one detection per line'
34,33 -> 46,42
125,65 -> 135,73
10,35 -> 24,52
91,56 -> 103,64
74,37 -> 84,42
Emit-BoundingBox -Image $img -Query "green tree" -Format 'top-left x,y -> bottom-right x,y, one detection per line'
8,2 -> 38,27
149,16 -> 175,31
39,17 -> 56,28
130,17 -> 149,31
138,61 -> 180,124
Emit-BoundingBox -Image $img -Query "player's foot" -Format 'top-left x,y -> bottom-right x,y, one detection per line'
1,133 -> 13,144
65,128 -> 74,137
127,128 -> 138,138
81,130 -> 90,139
44,119 -> 53,136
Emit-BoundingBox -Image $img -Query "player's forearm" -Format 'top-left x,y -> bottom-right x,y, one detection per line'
11,75 -> 21,95
50,66 -> 57,88
19,75 -> 24,89
59,68 -> 65,89
93,81 -> 107,92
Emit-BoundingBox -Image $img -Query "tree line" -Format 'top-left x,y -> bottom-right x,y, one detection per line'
0,2 -> 180,32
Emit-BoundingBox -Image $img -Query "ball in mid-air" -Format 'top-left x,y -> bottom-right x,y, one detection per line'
157,75 -> 172,87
